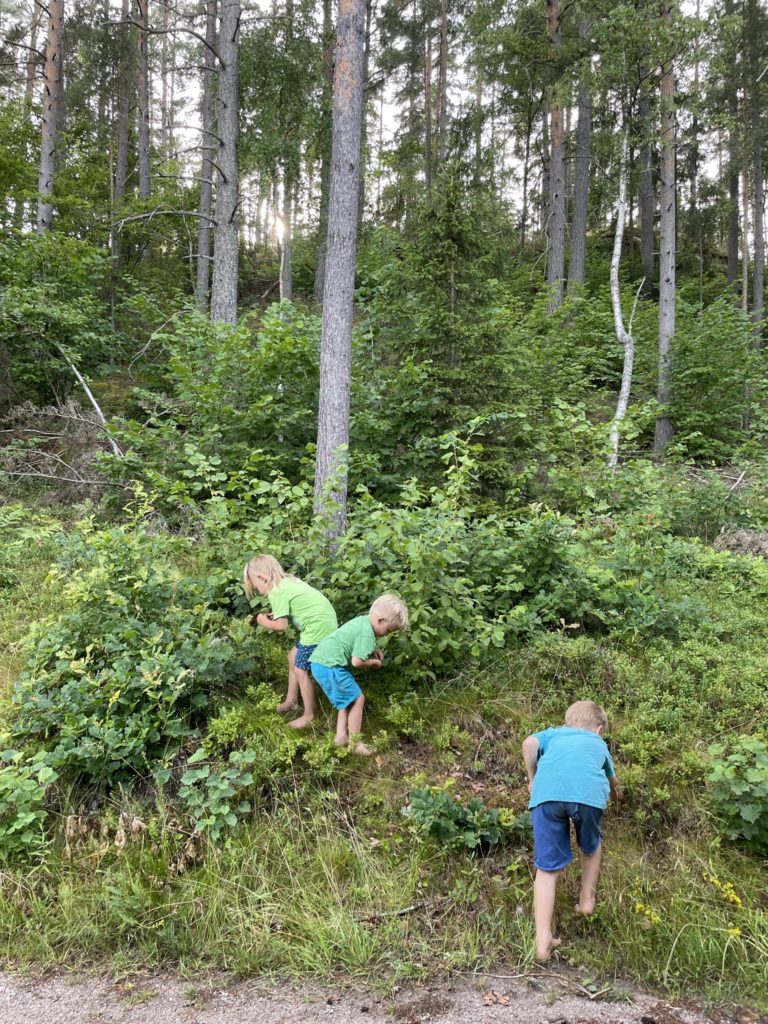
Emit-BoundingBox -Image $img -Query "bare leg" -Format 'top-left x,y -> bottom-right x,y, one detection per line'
277,647 -> 300,713
575,845 -> 602,914
534,869 -> 563,961
335,707 -> 350,746
288,667 -> 316,728
347,695 -> 372,754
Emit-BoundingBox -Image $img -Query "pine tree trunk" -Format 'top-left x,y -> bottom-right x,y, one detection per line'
314,0 -> 366,538
724,0 -> 739,286
540,103 -> 550,236
313,0 -> 334,304
437,0 -> 448,163
36,0 -> 64,233
638,70 -> 655,283
357,0 -> 372,230
545,0 -> 566,312
748,0 -> 764,337
16,1 -> 42,227
424,7 -> 433,189
112,0 -> 131,279
161,4 -> 170,157
195,0 -> 217,311
210,0 -> 240,324
654,2 -> 676,457
567,18 -> 592,294
136,0 -> 151,197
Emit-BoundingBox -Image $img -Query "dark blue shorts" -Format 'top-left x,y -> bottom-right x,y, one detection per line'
531,801 -> 603,872
293,643 -> 317,671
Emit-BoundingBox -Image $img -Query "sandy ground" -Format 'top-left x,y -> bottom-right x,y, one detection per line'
0,969 -> 765,1024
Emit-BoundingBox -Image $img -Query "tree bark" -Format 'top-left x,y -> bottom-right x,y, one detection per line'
424,3 -> 433,189
195,0 -> 218,311
111,0 -> 132,302
136,0 -> 151,197
653,1 -> 676,457
545,0 -> 565,312
314,0 -> 367,538
16,1 -> 42,227
313,0 -> 335,304
725,0 -> 740,286
748,0 -> 764,339
437,0 -> 448,163
567,18 -> 592,294
210,0 -> 241,324
608,132 -> 640,470
36,0 -> 64,233
638,67 -> 655,283
280,166 -> 293,300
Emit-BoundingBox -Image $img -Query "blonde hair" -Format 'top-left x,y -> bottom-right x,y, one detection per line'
565,700 -> 608,732
369,593 -> 409,630
242,555 -> 297,598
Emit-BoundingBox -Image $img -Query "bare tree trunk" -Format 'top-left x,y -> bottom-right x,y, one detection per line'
540,102 -> 550,236
136,0 -> 151,197
280,167 -> 293,300
724,0 -> 740,286
638,68 -> 655,283
161,3 -> 170,157
36,0 -> 64,232
195,0 -> 217,311
567,18 -> 592,294
520,104 -> 532,253
742,162 -> 750,312
111,0 -> 132,302
608,132 -> 641,470
313,0 -> 334,304
437,0 -> 448,163
210,0 -> 240,324
314,0 -> 366,538
545,0 -> 565,312
653,2 -> 676,457
748,0 -> 764,339
424,5 -> 433,189
16,1 -> 42,226
357,0 -> 372,230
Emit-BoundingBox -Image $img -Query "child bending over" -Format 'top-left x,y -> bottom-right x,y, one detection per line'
310,594 -> 409,755
243,555 -> 337,729
522,700 -> 620,962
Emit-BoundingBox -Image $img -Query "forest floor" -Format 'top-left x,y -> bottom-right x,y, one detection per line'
0,967 -> 765,1024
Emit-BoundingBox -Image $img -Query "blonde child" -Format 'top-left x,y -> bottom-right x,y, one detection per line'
309,594 -> 409,755
522,700 -> 620,962
243,555 -> 338,729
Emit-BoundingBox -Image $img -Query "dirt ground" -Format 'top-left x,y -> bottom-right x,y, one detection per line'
1,969 -> 765,1024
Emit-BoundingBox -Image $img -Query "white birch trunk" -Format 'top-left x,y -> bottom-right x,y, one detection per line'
195,0 -> 218,311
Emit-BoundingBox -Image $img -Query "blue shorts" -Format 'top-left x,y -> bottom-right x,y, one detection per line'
531,801 -> 603,872
310,663 -> 363,710
293,643 -> 316,671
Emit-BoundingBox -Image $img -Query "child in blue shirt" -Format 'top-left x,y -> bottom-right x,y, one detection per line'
522,700 -> 620,962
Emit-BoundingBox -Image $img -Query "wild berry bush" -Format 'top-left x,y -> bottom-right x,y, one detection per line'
708,736 -> 768,854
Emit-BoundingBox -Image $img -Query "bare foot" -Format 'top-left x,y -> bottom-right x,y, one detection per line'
575,899 -> 596,915
535,937 -> 562,962
351,742 -> 374,756
334,734 -> 349,747
277,701 -> 299,714
288,715 -> 314,729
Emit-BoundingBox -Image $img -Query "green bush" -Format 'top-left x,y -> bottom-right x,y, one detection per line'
708,736 -> 768,853
0,752 -> 58,861
407,786 -> 503,851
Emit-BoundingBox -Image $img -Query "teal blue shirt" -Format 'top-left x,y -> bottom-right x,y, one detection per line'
528,727 -> 615,810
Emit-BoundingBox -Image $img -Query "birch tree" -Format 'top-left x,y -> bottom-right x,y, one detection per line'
195,0 -> 218,311
653,0 -> 676,456
545,0 -> 565,311
314,0 -> 366,537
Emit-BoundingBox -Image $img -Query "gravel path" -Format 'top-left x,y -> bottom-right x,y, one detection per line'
1,970 -> 765,1024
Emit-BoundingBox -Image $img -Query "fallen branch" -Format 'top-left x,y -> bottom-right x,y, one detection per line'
354,900 -> 429,923
51,343 -> 123,458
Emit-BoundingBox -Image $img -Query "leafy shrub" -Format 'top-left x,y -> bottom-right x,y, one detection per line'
0,751 -> 58,861
9,524 -> 257,785
407,786 -> 503,851
179,748 -> 256,842
708,736 -> 768,853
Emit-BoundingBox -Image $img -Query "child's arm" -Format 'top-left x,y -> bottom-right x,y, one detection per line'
351,655 -> 383,669
522,735 -> 540,792
255,613 -> 289,632
609,775 -> 622,802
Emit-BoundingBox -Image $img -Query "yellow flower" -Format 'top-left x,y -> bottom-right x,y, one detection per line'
727,926 -> 741,939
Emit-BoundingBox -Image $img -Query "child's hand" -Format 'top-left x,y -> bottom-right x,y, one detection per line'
255,612 -> 274,628
374,649 -> 384,663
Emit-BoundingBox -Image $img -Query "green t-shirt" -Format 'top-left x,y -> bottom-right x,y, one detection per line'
310,615 -> 376,668
268,578 -> 338,646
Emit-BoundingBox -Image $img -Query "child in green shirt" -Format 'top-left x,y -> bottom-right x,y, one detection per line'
243,555 -> 337,729
310,594 -> 409,755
